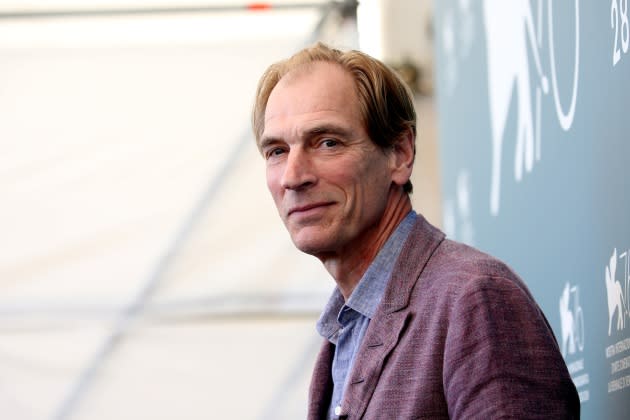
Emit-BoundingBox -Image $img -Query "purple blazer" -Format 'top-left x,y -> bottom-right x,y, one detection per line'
308,215 -> 580,419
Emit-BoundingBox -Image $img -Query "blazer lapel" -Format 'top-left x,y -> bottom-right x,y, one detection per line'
340,307 -> 410,418
339,215 -> 445,418
308,339 -> 335,420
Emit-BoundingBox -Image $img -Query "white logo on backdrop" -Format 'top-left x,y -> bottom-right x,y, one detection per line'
606,248 -> 629,336
559,282 -> 585,356
558,281 -> 590,402
605,247 -> 630,396
482,0 -> 580,215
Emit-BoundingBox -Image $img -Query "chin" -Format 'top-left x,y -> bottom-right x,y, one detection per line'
290,232 -> 333,257
292,239 -> 327,256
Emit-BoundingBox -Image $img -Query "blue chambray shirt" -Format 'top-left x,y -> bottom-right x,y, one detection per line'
316,211 -> 417,419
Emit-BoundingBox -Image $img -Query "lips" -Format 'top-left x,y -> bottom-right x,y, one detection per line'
287,202 -> 334,217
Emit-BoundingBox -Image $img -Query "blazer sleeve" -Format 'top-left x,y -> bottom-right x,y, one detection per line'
442,275 -> 580,419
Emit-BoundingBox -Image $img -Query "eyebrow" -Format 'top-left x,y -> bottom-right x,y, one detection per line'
303,123 -> 352,139
259,123 -> 353,150
259,136 -> 282,150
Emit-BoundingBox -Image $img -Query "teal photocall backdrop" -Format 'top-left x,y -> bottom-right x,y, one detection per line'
433,1 -> 630,418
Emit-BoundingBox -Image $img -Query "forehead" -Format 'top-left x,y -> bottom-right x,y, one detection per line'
263,61 -> 362,133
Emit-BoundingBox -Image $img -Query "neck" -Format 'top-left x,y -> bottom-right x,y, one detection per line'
321,190 -> 412,301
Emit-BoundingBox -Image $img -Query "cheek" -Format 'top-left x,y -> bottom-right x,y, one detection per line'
265,171 -> 274,193
354,159 -> 392,201
266,167 -> 282,201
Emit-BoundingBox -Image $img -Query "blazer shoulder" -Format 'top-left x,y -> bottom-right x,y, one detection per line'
415,236 -> 536,307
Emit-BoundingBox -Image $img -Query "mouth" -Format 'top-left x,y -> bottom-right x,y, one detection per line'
287,202 -> 334,217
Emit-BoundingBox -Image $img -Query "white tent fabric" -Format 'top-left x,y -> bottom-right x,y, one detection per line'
1,8 -> 334,420
0,5 -> 440,419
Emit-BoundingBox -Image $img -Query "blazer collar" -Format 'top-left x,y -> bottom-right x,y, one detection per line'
338,214 -> 445,419
379,213 -> 446,314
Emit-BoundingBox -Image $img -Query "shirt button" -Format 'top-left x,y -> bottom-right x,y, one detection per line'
334,405 -> 342,416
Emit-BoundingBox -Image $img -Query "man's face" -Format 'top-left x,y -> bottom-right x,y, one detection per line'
260,62 -> 396,259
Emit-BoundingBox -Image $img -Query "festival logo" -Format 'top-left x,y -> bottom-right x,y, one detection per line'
482,0 -> 579,215
558,281 -> 590,402
606,248 -> 628,336
559,282 -> 585,357
604,247 -> 630,395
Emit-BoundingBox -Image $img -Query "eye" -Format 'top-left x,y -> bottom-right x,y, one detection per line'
321,138 -> 339,148
264,146 -> 287,160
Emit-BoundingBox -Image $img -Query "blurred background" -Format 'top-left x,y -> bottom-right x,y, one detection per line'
0,1 -> 438,419
2,0 -> 629,419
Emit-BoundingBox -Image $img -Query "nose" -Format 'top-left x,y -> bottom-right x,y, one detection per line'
280,148 -> 316,190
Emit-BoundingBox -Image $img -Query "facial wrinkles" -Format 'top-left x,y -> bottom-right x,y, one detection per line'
264,74 -> 361,139
263,63 -> 398,262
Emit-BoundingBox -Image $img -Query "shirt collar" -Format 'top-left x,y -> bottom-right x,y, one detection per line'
316,210 -> 417,340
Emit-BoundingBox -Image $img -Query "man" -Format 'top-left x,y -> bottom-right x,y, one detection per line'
252,43 -> 579,419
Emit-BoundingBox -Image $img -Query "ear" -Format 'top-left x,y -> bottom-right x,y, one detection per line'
390,127 -> 415,187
